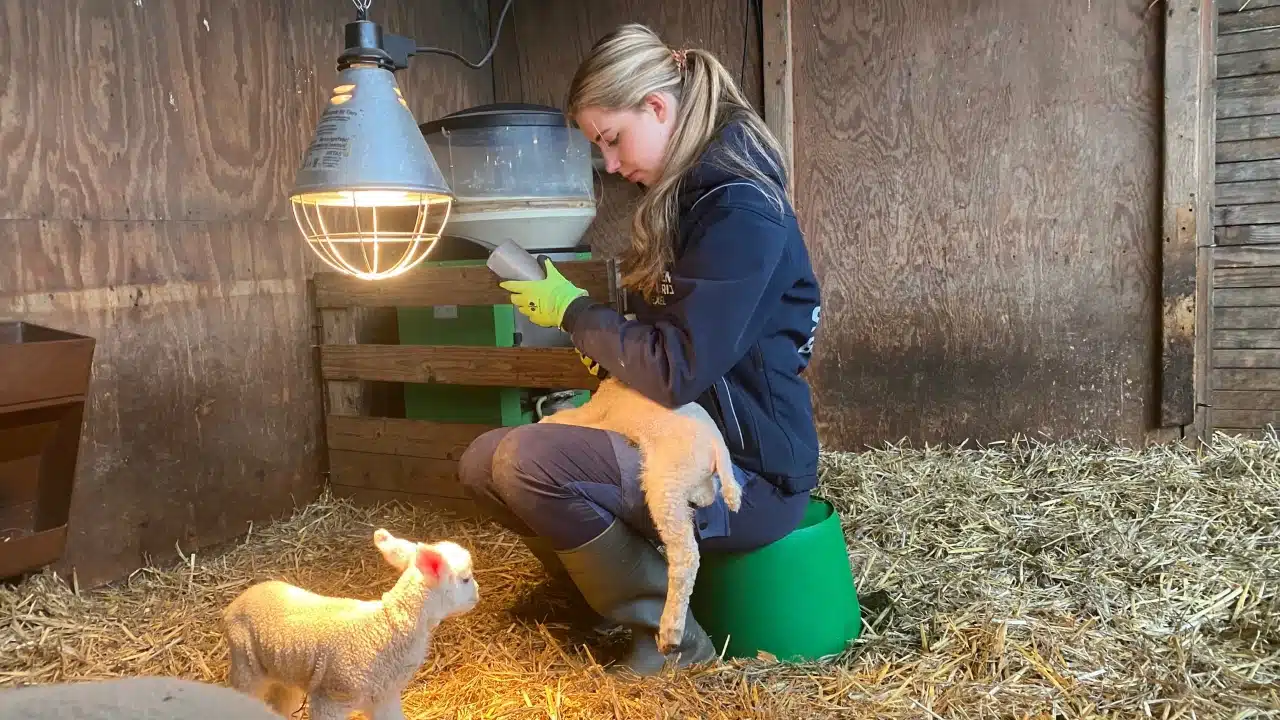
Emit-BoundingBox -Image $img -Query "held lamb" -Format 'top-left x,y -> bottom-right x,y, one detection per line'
221,529 -> 478,720
540,375 -> 742,654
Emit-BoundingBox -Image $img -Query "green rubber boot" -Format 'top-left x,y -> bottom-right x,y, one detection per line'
516,534 -> 619,633
554,520 -> 717,676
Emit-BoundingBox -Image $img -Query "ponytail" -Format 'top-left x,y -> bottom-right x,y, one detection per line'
567,24 -> 787,302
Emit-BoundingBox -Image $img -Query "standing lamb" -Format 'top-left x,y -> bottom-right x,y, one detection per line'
539,376 -> 742,655
221,529 -> 478,719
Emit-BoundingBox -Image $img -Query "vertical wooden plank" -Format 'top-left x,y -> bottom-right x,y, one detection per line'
319,308 -> 367,417
1162,0 -> 1213,432
762,0 -> 795,197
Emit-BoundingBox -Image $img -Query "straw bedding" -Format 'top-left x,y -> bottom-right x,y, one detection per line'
1,432 -> 1277,719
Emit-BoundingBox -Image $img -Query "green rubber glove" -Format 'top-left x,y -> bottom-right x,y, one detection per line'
499,257 -> 588,329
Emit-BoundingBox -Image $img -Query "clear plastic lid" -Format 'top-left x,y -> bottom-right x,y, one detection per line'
420,103 -> 594,202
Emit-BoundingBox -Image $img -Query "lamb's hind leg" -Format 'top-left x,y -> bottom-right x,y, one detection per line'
646,464 -> 703,656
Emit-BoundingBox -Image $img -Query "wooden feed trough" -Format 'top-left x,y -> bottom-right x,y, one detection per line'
310,258 -> 621,512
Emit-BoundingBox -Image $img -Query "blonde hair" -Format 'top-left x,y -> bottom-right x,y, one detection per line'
566,23 -> 788,302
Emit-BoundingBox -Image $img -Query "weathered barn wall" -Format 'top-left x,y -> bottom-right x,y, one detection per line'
487,0 -> 763,258
1211,0 -> 1280,438
0,0 -> 493,587
493,0 -> 1166,449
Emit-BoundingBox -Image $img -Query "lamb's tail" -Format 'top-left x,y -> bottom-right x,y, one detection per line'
712,434 -> 742,512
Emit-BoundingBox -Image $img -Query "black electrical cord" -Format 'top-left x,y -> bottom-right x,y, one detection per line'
415,0 -> 515,69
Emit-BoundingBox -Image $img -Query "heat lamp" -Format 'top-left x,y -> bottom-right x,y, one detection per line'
290,0 -> 513,281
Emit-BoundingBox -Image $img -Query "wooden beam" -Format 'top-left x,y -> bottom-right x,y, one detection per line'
1163,0 -> 1215,432
320,344 -> 600,389
314,259 -> 616,309
762,0 -> 794,196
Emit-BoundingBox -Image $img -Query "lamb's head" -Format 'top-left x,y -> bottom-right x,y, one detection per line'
374,529 -> 479,618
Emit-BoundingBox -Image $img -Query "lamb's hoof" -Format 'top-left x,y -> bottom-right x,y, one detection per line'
656,625 -> 684,656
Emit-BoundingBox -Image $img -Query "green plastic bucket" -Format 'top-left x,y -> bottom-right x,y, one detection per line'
688,497 -> 861,662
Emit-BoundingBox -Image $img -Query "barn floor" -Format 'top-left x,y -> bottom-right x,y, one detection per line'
1,433 -> 1277,719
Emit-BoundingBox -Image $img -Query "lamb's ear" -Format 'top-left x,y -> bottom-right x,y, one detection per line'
415,543 -> 446,580
374,529 -> 412,571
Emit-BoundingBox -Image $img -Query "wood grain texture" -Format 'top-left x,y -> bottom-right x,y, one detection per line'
0,0 -> 492,222
1162,0 -> 1212,430
1214,307 -> 1280,328
1214,202 -> 1280,224
1218,158 -> 1280,182
1217,113 -> 1280,142
314,260 -> 616,308
792,0 -> 1161,447
1213,390 -> 1280,409
321,344 -> 600,389
325,415 -> 495,461
1213,368 -> 1280,390
1214,287 -> 1280,305
1215,266 -> 1280,286
1220,0 -> 1280,13
328,450 -> 469,499
1215,179 -> 1280,205
1215,224 -> 1280,244
1214,328 -> 1280,348
1218,74 -> 1280,118
328,484 -> 480,517
1212,409 -> 1280,428
1219,6 -> 1280,34
1214,349 -> 1280,367
487,0 -> 763,258
1218,26 -> 1280,54
1214,244 -> 1280,266
762,0 -> 795,193
1217,138 -> 1280,163
0,0 -> 494,587
1217,47 -> 1280,77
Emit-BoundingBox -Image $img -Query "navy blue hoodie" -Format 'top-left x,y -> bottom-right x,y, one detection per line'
560,118 -> 823,495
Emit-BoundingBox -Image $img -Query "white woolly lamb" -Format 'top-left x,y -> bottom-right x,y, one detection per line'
221,529 -> 478,719
539,376 -> 742,654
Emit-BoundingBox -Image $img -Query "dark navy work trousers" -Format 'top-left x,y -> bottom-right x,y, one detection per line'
457,423 -> 809,552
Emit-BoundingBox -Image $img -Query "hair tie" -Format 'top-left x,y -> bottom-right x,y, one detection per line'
672,49 -> 688,72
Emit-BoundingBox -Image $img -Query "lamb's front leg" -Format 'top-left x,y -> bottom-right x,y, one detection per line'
649,481 -> 701,656
307,693 -> 355,720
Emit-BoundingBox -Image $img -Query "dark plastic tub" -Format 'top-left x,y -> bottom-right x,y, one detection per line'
0,322 -> 95,580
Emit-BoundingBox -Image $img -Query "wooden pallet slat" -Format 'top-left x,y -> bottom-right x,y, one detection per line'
1218,47 -> 1280,78
312,257 -> 621,512
1215,266 -> 1280,287
320,344 -> 600,388
1218,26 -> 1280,55
1212,409 -> 1280,429
1213,202 -> 1280,225
1214,178 -> 1280,205
1220,0 -> 1280,14
1218,74 -> 1280,118
314,259 -> 615,308
1213,349 -> 1280,368
1218,113 -> 1280,142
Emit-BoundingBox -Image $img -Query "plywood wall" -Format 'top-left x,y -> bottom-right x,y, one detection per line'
0,0 -> 493,587
1211,0 -> 1280,438
493,0 -> 1166,450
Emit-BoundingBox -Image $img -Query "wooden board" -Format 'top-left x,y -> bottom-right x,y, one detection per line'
1214,244 -> 1280,267
1212,409 -> 1280,429
1213,287 -> 1280,306
314,260 -> 615,309
762,0 -> 795,194
1218,158 -> 1280,182
328,450 -> 469,499
1215,225 -> 1280,244
321,344 -> 599,389
1213,349 -> 1280,367
1215,266 -> 1280,287
325,415 -> 495,461
1214,203 -> 1280,225
328,484 -> 480,518
1213,368 -> 1280,390
1218,48 -> 1280,78
0,0 -> 496,587
1213,390 -> 1280,409
1220,0 -> 1280,13
1214,329 -> 1280,348
791,0 -> 1161,447
1161,0 -> 1213,430
1214,307 -> 1280,328
1218,74 -> 1280,118
1218,26 -> 1280,55
1217,113 -> 1280,142
487,0 -> 764,258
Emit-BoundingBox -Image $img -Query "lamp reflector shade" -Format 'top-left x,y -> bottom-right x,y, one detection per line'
290,64 -> 454,281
